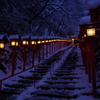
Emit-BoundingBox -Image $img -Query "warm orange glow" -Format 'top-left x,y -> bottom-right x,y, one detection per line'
27,41 -> 28,45
31,41 -> 35,45
0,43 -> 4,49
11,41 -> 19,46
58,39 -> 60,41
87,28 -> 95,36
16,42 -> 19,46
49,40 -> 52,42
84,34 -> 86,37
42,41 -> 45,43
46,40 -> 48,43
22,40 -> 28,45
38,41 -> 41,44
23,41 -> 27,45
11,41 -> 15,46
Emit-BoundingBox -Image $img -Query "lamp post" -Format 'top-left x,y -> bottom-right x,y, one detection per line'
10,40 -> 19,76
45,40 -> 49,58
51,40 -> 54,53
49,40 -> 51,56
72,38 -> 74,45
31,40 -> 36,67
85,27 -> 97,98
0,42 -> 5,92
22,39 -> 29,71
42,40 -> 45,60
37,40 -> 42,63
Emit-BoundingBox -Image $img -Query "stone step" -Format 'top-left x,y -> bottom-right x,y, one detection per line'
30,70 -> 48,73
4,83 -> 29,89
0,89 -> 21,95
18,76 -> 42,80
18,79 -> 34,84
37,85 -> 85,90
30,90 -> 79,99
44,80 -> 77,84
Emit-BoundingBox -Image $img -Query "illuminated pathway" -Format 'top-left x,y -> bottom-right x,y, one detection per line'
21,46 -> 100,100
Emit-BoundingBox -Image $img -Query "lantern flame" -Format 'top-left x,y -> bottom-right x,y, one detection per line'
0,43 -> 4,49
87,28 -> 95,36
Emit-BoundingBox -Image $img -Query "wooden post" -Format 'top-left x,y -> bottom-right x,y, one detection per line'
60,41 -> 61,49
42,44 -> 44,60
54,42 -> 56,52
46,43 -> 48,58
12,48 -> 15,76
32,46 -> 34,67
49,43 -> 51,56
52,42 -> 53,54
23,47 -> 26,71
90,41 -> 97,98
87,43 -> 92,83
84,46 -> 88,74
38,45 -> 40,63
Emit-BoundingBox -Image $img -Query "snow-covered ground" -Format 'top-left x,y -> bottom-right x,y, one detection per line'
1,45 -> 100,100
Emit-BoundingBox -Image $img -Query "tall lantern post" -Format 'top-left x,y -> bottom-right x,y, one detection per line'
0,34 -> 9,50
85,27 -> 97,98
0,34 -> 9,92
37,39 -> 42,63
9,35 -> 20,76
48,37 -> 52,56
30,36 -> 37,67
21,35 -> 30,71
0,41 -> 5,92
42,39 -> 45,60
45,39 -> 49,58
51,39 -> 53,54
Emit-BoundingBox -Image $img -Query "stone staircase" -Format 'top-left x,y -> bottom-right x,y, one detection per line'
0,46 -> 73,100
24,46 -> 100,100
1,45 -> 100,100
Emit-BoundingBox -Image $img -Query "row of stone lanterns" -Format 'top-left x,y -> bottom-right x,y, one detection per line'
0,34 -> 71,90
78,4 -> 100,98
79,22 -> 97,99
0,35 -> 69,49
0,34 -> 71,76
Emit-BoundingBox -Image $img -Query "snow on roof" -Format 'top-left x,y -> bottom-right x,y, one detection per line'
21,35 -> 30,39
0,34 -> 7,39
83,10 -> 89,16
0,34 -> 9,41
86,0 -> 100,9
70,35 -> 78,38
31,36 -> 38,39
79,16 -> 91,25
9,35 -> 20,39
0,34 -> 5,39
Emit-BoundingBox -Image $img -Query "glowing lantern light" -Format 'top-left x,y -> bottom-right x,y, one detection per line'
31,41 -> 35,45
0,43 -> 5,49
38,41 -> 41,44
87,28 -> 96,36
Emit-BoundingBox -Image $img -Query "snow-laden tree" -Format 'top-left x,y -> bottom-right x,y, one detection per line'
0,0 -> 86,37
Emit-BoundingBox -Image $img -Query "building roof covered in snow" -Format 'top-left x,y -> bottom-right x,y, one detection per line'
79,16 -> 91,25
86,0 -> 100,9
9,35 -> 20,40
0,34 -> 9,42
